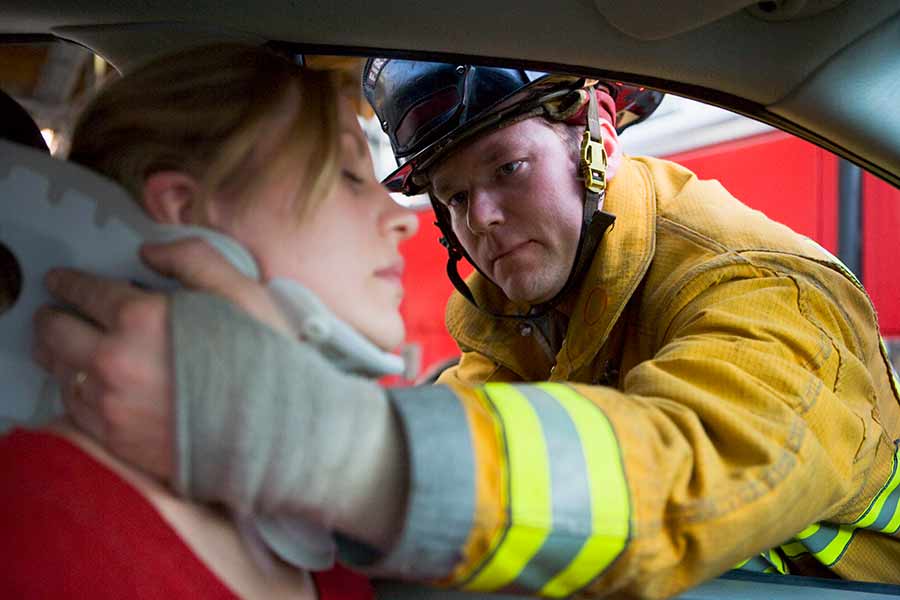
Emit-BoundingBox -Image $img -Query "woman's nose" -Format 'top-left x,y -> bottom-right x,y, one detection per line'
466,189 -> 503,234
381,191 -> 420,241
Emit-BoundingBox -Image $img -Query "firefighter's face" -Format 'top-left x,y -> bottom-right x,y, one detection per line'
430,118 -> 585,305
157,101 -> 419,350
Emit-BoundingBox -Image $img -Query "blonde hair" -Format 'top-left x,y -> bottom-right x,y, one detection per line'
69,43 -> 340,221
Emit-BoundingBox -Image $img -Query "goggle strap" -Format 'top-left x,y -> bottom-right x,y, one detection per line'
587,86 -> 602,142
531,196 -> 614,317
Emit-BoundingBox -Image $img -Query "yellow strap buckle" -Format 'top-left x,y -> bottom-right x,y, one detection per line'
580,131 -> 607,194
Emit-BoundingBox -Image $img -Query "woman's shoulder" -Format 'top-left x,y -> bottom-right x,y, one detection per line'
0,426 -> 127,504
0,426 -> 370,600
0,426 -> 242,599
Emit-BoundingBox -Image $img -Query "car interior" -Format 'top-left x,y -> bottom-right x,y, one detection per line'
2,0 -> 899,598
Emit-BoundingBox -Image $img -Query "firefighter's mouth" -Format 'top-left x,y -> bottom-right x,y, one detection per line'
490,241 -> 533,266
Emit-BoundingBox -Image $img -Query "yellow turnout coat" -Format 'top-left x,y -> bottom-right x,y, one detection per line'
378,156 -> 900,599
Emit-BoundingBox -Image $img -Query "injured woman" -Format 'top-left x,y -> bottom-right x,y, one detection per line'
2,43 -> 418,599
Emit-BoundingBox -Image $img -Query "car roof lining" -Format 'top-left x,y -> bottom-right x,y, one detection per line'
768,12 -> 900,183
0,0 -> 889,103
1,0 -> 897,186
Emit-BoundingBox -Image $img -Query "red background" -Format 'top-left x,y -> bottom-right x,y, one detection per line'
396,132 -> 899,379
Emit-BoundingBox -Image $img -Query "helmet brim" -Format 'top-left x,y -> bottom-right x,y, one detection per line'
380,77 -> 664,195
381,73 -> 585,195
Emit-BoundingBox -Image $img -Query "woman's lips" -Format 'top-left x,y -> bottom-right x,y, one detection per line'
374,262 -> 404,283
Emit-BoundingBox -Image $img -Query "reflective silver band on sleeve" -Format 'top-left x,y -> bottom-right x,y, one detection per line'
339,385 -> 476,579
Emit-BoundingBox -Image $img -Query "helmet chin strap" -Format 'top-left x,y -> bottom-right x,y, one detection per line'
436,89 -> 616,322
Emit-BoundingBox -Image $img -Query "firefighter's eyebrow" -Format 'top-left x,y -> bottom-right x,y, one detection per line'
431,176 -> 453,199
432,168 -> 469,200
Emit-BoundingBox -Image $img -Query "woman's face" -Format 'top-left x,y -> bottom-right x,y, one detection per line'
209,101 -> 419,350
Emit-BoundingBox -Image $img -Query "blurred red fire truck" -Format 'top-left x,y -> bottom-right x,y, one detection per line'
377,96 -> 900,380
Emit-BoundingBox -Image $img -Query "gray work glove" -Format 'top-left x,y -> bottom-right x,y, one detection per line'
170,291 -> 406,547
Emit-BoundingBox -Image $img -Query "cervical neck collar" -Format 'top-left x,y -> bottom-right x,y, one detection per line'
0,138 -> 405,573
0,139 -> 404,428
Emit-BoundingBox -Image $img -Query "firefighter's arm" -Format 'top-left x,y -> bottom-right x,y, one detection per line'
437,349 -> 521,385
169,291 -> 408,551
368,272 -> 874,599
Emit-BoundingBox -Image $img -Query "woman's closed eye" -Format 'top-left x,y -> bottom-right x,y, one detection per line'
342,168 -> 365,186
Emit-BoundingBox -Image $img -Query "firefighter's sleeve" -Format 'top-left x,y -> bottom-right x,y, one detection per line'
358,273 -> 876,599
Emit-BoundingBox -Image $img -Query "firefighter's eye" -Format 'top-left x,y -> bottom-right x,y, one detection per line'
498,160 -> 523,176
446,192 -> 467,209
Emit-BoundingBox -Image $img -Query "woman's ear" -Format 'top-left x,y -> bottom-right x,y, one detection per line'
141,171 -> 202,225
600,120 -> 623,181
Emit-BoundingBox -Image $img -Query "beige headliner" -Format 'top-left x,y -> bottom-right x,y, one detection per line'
2,0 -> 898,183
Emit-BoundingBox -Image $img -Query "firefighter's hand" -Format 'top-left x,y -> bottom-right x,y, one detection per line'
33,267 -> 174,481
32,238 -> 291,483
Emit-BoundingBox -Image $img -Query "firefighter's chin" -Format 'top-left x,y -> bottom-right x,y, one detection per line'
494,266 -> 567,306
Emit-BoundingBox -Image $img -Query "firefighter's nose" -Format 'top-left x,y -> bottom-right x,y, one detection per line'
466,189 -> 503,234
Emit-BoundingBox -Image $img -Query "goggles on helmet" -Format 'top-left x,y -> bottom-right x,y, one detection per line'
363,58 -> 663,195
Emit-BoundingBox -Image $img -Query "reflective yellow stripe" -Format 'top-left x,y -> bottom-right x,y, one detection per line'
822,446 -> 899,567
854,446 -> 900,531
734,550 -> 788,574
538,383 -> 630,597
780,541 -> 807,558
796,523 -> 820,540
463,384 -> 552,591
787,445 -> 900,570
767,549 -> 788,574
813,526 -> 854,566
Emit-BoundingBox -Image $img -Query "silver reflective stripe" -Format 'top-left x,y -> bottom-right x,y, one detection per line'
870,482 -> 900,531
800,523 -> 842,554
359,385 -> 476,578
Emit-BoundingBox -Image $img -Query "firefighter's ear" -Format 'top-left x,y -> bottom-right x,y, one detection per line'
601,119 -> 623,180
142,171 -> 202,225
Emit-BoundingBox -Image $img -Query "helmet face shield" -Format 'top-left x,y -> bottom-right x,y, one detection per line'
393,84 -> 461,154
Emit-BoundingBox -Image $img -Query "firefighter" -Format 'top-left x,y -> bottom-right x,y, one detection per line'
37,60 -> 900,598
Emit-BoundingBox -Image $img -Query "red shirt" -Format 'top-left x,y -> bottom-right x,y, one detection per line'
0,428 -> 373,599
